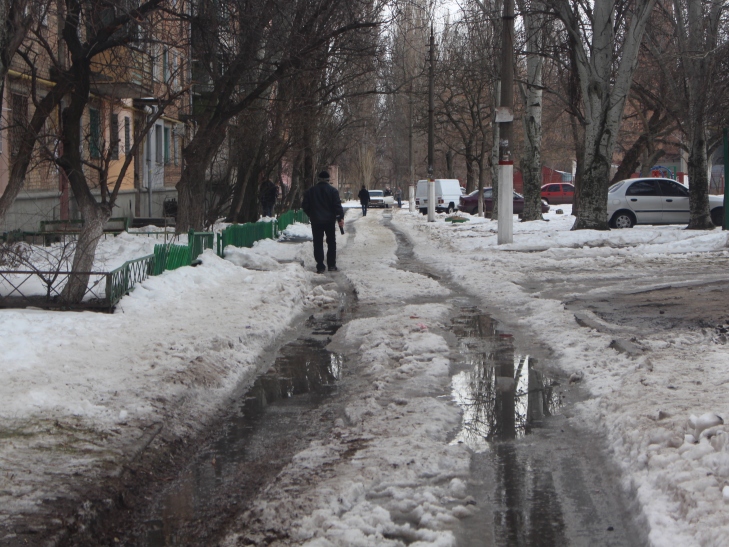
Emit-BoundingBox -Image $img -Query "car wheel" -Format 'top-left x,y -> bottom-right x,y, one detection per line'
611,211 -> 635,229
542,198 -> 549,204
420,208 -> 427,215
711,207 -> 724,227
447,203 -> 455,214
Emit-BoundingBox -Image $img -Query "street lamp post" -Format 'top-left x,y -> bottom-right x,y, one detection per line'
427,26 -> 436,222
497,0 -> 514,244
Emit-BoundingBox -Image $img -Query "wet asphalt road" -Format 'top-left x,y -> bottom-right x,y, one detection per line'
88,213 -> 646,547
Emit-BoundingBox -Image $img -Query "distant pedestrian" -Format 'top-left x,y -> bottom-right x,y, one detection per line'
358,185 -> 370,216
395,187 -> 402,208
302,171 -> 345,273
259,179 -> 277,217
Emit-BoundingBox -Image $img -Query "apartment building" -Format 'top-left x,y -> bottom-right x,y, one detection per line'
0,2 -> 190,233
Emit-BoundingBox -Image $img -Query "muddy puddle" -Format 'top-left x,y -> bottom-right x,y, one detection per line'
449,307 -> 562,451
387,222 -> 644,546
132,314 -> 344,546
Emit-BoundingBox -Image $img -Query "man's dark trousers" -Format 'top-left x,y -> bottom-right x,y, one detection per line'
311,221 -> 336,270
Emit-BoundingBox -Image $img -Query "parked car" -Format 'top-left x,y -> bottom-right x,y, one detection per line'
607,178 -> 725,228
459,188 -> 550,215
368,189 -> 385,208
541,183 -> 575,204
415,179 -> 462,214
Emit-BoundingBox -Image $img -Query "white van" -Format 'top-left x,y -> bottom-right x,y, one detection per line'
415,179 -> 462,214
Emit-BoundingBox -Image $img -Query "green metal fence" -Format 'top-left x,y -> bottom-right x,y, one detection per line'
217,211 -> 309,257
277,209 -> 309,232
217,221 -> 276,256
106,254 -> 156,307
3,211 -> 309,309
153,243 -> 191,275
189,230 -> 215,260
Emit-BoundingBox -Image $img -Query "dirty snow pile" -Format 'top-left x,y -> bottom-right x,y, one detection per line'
222,214 -> 473,546
0,232 -> 322,537
391,205 -> 729,546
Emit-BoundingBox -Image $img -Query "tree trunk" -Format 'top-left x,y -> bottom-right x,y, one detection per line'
464,146 -> 475,193
176,127 -> 228,232
61,204 -> 110,304
554,0 -> 657,230
491,101 -> 500,220
686,127 -> 713,228
676,0 -> 721,229
519,1 -> 544,222
0,80 -> 68,222
570,114 -> 584,217
477,158 -> 485,216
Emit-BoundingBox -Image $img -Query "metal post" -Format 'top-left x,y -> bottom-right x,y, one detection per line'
409,82 -> 415,213
724,128 -> 728,230
497,0 -> 514,244
428,178 -> 436,221
427,26 -> 436,222
147,126 -> 153,218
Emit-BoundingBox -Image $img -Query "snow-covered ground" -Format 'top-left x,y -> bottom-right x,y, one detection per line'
2,204 -> 729,545
0,228 -> 326,540
388,205 -> 729,546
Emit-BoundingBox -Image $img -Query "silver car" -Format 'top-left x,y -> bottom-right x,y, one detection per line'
607,178 -> 725,228
368,189 -> 385,208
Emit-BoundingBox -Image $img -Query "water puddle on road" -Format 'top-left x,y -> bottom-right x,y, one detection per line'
449,307 -> 563,452
385,222 -> 643,545
447,307 -> 570,545
140,314 -> 343,546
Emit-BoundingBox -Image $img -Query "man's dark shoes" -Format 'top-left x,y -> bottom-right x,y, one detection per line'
316,266 -> 326,274
328,266 -> 338,272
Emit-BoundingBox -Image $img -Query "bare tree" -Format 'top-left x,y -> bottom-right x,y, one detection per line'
436,8 -> 496,194
0,0 -> 55,222
645,0 -> 727,228
549,0 -> 657,230
175,0 -> 383,232
517,0 -> 547,221
53,0 -> 181,303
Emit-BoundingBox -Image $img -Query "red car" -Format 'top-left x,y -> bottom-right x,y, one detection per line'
459,188 -> 550,215
540,183 -> 574,204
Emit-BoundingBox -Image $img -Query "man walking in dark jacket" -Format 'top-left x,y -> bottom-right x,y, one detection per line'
259,179 -> 277,217
302,171 -> 345,273
358,185 -> 370,216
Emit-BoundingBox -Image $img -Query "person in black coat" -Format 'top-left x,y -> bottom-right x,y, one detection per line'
357,185 -> 370,216
259,179 -> 277,217
302,171 -> 345,273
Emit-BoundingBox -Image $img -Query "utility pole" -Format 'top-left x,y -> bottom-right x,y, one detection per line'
497,0 -> 515,244
409,83 -> 415,213
427,25 -> 436,222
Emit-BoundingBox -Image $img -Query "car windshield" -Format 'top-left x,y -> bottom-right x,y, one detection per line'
369,191 -> 383,197
467,188 -> 493,198
609,181 -> 625,193
513,191 -> 523,198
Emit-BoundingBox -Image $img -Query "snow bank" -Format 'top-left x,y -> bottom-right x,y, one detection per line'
0,235 -> 320,535
391,205 -> 729,546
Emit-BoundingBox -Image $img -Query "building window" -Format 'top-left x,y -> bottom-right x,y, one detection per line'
89,108 -> 101,159
163,48 -> 169,82
124,117 -> 131,155
110,113 -> 119,160
155,124 -> 163,164
11,93 -> 28,157
164,127 -> 170,164
172,52 -> 179,91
